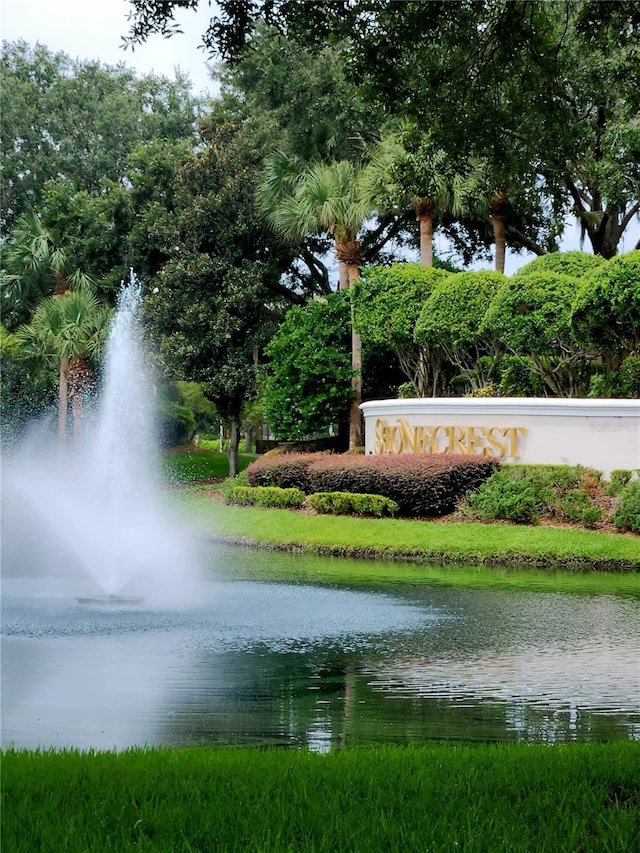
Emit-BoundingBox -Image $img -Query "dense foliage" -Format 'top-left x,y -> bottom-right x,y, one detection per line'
247,452 -> 499,517
462,464 -> 638,531
0,41 -> 200,250
126,0 -> 640,262
246,453 -> 320,492
263,293 -> 353,440
352,253 -> 640,401
225,484 -> 306,509
614,480 -> 640,534
4,15 -> 639,449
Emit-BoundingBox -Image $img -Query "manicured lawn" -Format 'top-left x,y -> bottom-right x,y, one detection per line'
162,449 -> 254,483
175,487 -> 640,572
3,743 -> 639,853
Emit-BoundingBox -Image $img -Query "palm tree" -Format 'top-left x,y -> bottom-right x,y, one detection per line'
259,155 -> 376,448
488,187 -> 510,274
16,290 -> 113,440
368,131 -> 477,267
1,213 -> 93,326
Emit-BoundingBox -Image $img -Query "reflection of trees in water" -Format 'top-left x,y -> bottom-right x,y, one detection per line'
157,649 -> 362,750
156,646 -> 639,749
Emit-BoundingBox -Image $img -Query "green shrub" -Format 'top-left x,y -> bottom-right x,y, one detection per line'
220,470 -> 249,501
580,505 -> 603,529
607,469 -> 634,497
502,464 -> 591,492
225,485 -> 306,509
225,485 -> 257,506
559,489 -> 594,523
618,355 -> 640,397
463,465 -> 609,527
464,475 -> 540,524
614,480 -> 640,534
307,491 -> 399,517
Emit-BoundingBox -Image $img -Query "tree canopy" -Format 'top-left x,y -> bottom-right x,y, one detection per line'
125,0 -> 640,259
0,41 -> 201,232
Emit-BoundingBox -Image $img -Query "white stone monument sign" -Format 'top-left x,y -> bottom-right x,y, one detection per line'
360,398 -> 640,479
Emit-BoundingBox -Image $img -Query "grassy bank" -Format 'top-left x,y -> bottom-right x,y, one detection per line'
176,488 -> 640,571
3,743 -> 639,853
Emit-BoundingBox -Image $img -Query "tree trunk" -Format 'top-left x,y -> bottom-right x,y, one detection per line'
416,198 -> 435,267
58,356 -> 69,445
71,391 -> 83,437
338,260 -> 350,290
346,255 -> 363,449
67,356 -> 92,437
489,189 -> 509,274
227,415 -> 240,477
349,323 -> 363,449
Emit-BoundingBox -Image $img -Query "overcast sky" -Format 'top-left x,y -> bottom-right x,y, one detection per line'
1,0 -> 218,95
2,1 -> 637,270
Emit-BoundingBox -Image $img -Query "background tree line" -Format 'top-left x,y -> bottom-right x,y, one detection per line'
2,1 -> 639,462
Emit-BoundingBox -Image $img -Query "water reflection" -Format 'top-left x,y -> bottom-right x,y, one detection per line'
2,551 -> 639,750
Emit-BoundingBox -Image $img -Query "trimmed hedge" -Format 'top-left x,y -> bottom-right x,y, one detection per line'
225,485 -> 306,509
246,453 -> 320,492
307,491 -> 399,518
247,452 -> 498,517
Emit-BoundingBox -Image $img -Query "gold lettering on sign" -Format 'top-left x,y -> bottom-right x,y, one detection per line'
373,418 -> 527,460
486,426 -> 507,459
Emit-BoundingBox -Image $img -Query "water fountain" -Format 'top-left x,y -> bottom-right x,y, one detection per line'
1,275 -> 202,607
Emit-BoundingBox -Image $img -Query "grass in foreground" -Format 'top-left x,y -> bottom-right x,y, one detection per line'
3,743 -> 639,852
176,488 -> 640,571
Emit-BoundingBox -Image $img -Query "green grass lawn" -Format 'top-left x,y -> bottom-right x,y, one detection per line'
162,448 -> 254,482
3,743 -> 639,853
175,487 -> 640,572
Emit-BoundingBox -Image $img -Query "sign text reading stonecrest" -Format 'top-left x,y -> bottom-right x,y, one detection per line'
374,418 -> 528,460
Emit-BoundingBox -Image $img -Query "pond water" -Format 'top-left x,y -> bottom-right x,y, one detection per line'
2,546 -> 639,751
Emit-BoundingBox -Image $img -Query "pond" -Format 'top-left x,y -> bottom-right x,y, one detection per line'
2,546 -> 639,751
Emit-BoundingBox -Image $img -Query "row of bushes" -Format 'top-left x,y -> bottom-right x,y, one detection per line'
239,454 -> 640,532
461,465 -> 640,532
246,452 -> 499,517
225,484 -> 399,517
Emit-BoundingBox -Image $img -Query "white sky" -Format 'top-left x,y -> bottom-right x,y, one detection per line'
1,0 -> 637,271
1,0 -> 219,96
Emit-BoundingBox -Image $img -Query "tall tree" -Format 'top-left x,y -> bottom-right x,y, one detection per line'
15,290 -> 113,439
1,213 -> 93,329
0,41 -> 201,231
258,156 -> 379,448
143,120 -> 295,475
368,130 -> 479,267
125,1 -> 639,259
